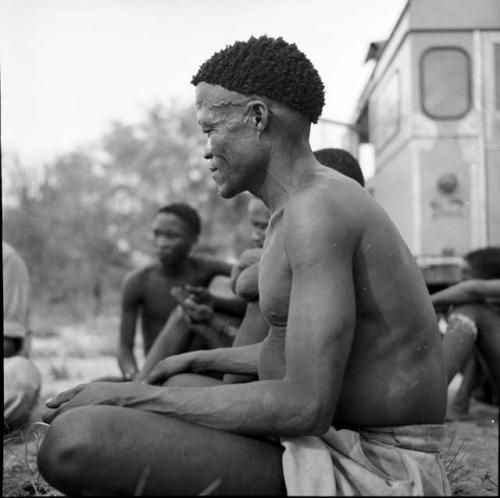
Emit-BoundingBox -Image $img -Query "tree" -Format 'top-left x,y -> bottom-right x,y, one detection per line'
2,101 -> 253,316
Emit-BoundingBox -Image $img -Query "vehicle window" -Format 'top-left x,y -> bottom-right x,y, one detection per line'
421,47 -> 471,119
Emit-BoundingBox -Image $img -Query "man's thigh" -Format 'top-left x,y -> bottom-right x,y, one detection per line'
40,405 -> 285,495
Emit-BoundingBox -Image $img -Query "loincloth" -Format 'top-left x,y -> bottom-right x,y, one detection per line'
280,424 -> 451,496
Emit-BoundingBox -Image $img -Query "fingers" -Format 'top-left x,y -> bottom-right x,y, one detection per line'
42,408 -> 60,424
122,367 -> 137,381
145,363 -> 167,385
45,384 -> 85,409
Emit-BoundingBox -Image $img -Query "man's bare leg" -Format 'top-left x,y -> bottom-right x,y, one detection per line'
37,405 -> 285,496
446,355 -> 480,420
442,304 -> 500,389
474,305 -> 500,392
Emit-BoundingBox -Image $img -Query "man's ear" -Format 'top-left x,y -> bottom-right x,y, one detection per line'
245,100 -> 270,132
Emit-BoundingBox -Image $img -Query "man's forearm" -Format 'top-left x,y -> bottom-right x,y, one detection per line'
212,294 -> 247,315
127,378 -> 314,437
192,343 -> 261,375
118,347 -> 138,377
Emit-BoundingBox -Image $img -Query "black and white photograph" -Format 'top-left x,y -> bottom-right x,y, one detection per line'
2,0 -> 499,495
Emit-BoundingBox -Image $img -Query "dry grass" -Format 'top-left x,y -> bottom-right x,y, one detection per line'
3,422 -> 63,497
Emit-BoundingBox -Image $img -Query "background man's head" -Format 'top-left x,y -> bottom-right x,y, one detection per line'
462,246 -> 500,280
247,197 -> 270,249
192,36 -> 325,199
152,203 -> 201,266
313,148 -> 365,187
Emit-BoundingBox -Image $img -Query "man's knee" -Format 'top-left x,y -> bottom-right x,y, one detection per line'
37,407 -> 103,491
4,357 -> 42,431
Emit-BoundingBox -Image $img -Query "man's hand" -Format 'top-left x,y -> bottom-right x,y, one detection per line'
184,285 -> 215,306
42,381 -> 136,424
172,286 -> 215,322
183,298 -> 214,322
117,352 -> 138,381
145,353 -> 196,385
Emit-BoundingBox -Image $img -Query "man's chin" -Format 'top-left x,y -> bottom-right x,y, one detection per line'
216,183 -> 238,199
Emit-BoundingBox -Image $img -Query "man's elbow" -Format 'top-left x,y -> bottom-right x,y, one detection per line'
284,398 -> 332,437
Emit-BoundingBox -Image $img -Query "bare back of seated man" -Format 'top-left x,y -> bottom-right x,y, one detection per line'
38,36 -> 449,496
118,202 -> 239,379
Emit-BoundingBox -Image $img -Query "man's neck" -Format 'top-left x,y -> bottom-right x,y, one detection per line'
253,142 -> 316,214
158,256 -> 190,277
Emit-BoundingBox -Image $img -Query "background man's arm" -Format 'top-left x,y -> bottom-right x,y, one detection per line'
146,342 -> 262,382
118,274 -> 141,380
205,257 -> 247,315
223,301 -> 269,383
431,279 -> 500,309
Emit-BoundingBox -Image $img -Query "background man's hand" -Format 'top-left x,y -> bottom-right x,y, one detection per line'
118,352 -> 138,380
145,353 -> 196,385
184,285 -> 215,306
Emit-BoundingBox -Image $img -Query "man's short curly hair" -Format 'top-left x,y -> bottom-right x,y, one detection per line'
191,35 -> 325,123
314,148 -> 365,187
464,247 -> 500,279
156,203 -> 201,238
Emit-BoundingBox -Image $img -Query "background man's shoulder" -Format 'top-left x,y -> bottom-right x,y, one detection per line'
124,262 -> 157,284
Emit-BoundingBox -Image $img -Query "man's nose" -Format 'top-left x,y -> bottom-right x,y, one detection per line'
156,235 -> 169,247
203,144 -> 213,160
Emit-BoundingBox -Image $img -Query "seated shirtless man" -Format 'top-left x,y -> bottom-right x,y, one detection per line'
38,36 -> 450,496
133,196 -> 270,383
118,202 -> 244,380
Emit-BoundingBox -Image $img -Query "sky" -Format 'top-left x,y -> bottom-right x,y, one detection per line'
0,0 -> 408,176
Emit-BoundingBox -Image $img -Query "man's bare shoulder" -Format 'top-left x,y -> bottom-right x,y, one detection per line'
284,169 -> 369,237
123,262 -> 158,286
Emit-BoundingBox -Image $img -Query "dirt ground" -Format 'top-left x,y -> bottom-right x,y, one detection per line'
3,319 -> 499,496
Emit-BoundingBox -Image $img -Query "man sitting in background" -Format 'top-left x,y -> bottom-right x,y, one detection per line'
431,246 -> 500,419
3,241 -> 42,432
118,203 -> 245,380
133,195 -> 271,383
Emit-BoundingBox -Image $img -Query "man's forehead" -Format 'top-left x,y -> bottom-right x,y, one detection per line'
195,82 -> 250,112
152,212 -> 182,228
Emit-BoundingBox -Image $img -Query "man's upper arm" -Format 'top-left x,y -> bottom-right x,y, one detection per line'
283,195 -> 358,427
207,257 -> 233,278
120,272 -> 142,346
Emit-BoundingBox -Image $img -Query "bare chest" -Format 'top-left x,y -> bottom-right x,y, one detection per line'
258,225 -> 292,328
